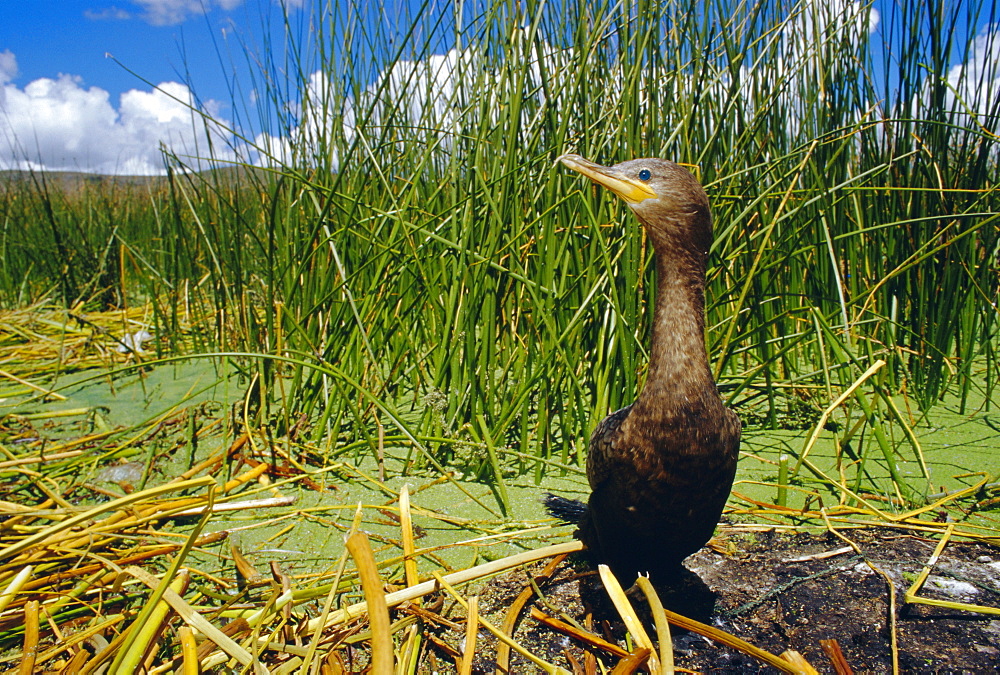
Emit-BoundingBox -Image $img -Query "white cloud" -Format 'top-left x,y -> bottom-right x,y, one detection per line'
257,33 -> 572,171
0,50 -> 17,85
894,23 -> 1000,137
134,0 -> 210,26
5,6 -> 992,177
83,7 -> 133,21
944,25 -> 1000,119
202,4 -> 892,172
252,48 -> 484,172
0,63 -> 233,175
242,70 -> 350,169
251,131 -> 294,166
90,0 -> 246,26
727,0 -> 880,141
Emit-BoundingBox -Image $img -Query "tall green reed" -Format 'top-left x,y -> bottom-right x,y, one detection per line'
3,0 -> 997,504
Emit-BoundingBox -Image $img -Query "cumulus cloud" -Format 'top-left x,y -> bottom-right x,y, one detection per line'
88,0 -> 245,26
257,2 -> 884,171
728,0 -> 879,141
250,32 -> 573,172
251,48 -> 484,171
0,50 -> 17,85
891,23 -> 1000,142
242,70 -> 350,169
83,7 -> 133,21
4,6 -> 994,177
0,63 -> 233,175
944,25 -> 1000,120
773,0 -> 879,77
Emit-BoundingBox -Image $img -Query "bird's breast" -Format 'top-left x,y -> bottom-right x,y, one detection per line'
587,398 -> 740,492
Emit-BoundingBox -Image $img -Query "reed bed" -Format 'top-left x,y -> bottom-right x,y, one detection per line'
1,0 -> 999,670
0,302 -> 996,671
2,1 -> 997,491
0,421 -> 993,672
0,420 -> 994,672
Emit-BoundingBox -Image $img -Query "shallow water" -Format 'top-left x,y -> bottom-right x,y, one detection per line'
4,356 -> 997,582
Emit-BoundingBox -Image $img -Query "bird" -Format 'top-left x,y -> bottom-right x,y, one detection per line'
545,153 -> 741,585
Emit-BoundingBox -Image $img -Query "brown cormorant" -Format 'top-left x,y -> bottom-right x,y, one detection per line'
545,153 -> 741,584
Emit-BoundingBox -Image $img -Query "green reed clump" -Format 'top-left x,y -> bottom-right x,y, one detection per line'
3,0 -> 998,503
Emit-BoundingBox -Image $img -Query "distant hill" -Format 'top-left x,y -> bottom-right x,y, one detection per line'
0,170 -> 163,192
0,165 -> 276,194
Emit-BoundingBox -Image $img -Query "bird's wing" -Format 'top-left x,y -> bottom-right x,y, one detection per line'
586,404 -> 633,489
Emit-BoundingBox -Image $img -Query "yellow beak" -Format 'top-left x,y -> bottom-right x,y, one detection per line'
558,154 -> 657,204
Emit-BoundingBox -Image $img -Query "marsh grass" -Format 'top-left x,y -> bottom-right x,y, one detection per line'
0,390 -> 994,671
2,1 -> 998,508
1,0 -> 999,665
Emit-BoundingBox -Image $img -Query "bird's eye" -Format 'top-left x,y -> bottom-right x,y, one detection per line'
638,169 -> 651,181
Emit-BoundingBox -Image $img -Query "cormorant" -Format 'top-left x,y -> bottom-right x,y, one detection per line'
545,153 -> 741,584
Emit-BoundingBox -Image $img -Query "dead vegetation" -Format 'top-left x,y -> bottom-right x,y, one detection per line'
0,302 -> 997,673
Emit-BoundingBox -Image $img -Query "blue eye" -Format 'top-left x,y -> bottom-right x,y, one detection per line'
638,169 -> 651,181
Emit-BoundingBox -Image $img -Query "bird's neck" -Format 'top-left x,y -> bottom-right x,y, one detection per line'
632,249 -> 716,415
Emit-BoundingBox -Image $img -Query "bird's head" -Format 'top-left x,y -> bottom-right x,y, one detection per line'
558,153 -> 712,255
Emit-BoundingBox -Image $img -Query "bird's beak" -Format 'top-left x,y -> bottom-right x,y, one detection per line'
558,154 -> 657,204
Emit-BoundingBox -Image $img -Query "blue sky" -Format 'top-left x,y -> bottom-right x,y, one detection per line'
0,1 -> 305,173
0,1 -> 997,174
3,2 -> 242,104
